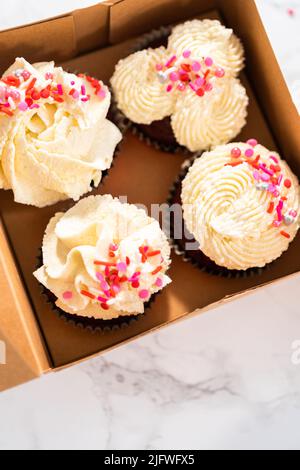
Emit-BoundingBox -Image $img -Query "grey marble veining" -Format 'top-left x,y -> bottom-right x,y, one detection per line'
0,0 -> 299,450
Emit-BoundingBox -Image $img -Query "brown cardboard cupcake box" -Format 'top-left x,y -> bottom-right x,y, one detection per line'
0,0 -> 300,392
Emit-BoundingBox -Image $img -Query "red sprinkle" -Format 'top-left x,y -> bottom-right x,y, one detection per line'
26,78 -> 37,94
284,179 -> 292,189
152,266 -> 163,276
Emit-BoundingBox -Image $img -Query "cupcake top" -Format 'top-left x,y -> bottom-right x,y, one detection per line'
181,141 -> 300,270
111,19 -> 248,152
0,58 -> 122,207
34,195 -> 172,320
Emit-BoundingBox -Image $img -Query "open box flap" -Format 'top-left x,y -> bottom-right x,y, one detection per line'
0,221 -> 49,392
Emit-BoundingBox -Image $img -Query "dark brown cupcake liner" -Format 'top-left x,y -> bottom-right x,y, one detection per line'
167,158 -> 272,279
36,251 -> 157,334
110,25 -> 195,157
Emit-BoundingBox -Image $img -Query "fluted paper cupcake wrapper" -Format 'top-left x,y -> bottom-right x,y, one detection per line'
167,158 -> 272,279
36,251 -> 158,334
110,25 -> 195,157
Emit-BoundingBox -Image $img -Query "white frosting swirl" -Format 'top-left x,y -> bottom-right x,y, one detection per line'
168,19 -> 245,77
0,58 -> 122,207
171,79 -> 248,152
182,143 -> 300,270
111,48 -> 176,124
34,195 -> 172,320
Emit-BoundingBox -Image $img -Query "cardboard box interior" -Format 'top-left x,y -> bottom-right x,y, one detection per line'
0,0 -> 299,390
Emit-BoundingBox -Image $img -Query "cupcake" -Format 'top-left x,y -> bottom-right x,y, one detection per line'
34,195 -> 172,329
111,19 -> 248,153
0,58 -> 122,207
175,141 -> 300,275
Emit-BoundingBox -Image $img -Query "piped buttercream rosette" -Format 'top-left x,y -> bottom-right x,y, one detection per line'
0,58 -> 122,207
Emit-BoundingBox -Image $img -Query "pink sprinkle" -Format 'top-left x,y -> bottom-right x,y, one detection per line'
101,281 -> 109,291
253,170 -> 260,181
30,104 -> 40,109
117,262 -> 127,273
105,266 -> 110,277
109,243 -> 118,252
195,77 -> 205,88
191,61 -> 201,72
170,72 -> 179,82
278,174 -> 283,185
130,272 -> 141,281
97,296 -> 107,303
270,155 -> 279,163
166,84 -> 173,93
72,90 -> 80,99
113,285 -> 121,294
105,290 -> 111,299
155,278 -> 163,288
156,64 -> 163,71
273,220 -> 281,228
71,81 -> 75,86
205,57 -> 213,67
189,82 -> 198,92
165,55 -> 177,68
139,289 -> 150,300
45,72 -> 53,80
81,85 -> 86,95
247,139 -> 258,147
277,208 -> 283,222
268,184 -> 276,193
215,67 -> 225,78
273,190 -> 280,198
183,50 -> 191,58
81,96 -> 90,102
261,173 -> 270,182
22,70 -> 31,80
204,82 -> 213,92
290,210 -> 297,217
18,101 -> 28,111
63,291 -> 73,300
57,84 -> 63,96
260,164 -> 274,176
245,148 -> 254,158
96,272 -> 104,282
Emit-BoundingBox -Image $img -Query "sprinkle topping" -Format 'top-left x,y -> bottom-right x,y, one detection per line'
67,243 -> 165,312
155,51 -> 225,97
226,140 -> 298,238
0,67 -> 107,117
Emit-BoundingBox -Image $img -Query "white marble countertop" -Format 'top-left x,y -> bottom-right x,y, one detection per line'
0,0 -> 300,451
